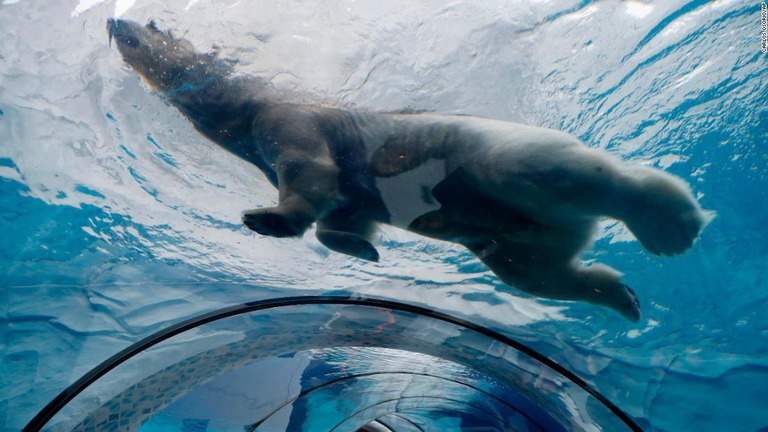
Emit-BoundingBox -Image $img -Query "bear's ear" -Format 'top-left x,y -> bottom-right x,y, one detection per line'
146,19 -> 160,32
175,37 -> 194,53
206,44 -> 222,58
370,138 -> 431,177
205,47 -> 239,70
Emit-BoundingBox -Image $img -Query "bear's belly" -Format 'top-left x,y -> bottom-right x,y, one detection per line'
374,158 -> 448,229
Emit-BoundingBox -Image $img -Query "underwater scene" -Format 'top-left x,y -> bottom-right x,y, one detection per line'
1,1 -> 766,431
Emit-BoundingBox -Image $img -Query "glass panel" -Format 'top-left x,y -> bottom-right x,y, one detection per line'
34,298 -> 635,432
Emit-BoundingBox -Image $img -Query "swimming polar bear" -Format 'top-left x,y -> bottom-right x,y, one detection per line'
107,19 -> 713,321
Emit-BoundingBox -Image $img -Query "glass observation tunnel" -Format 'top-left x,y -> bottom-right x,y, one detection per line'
24,296 -> 639,432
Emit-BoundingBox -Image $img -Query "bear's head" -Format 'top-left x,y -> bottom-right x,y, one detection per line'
107,18 -> 232,94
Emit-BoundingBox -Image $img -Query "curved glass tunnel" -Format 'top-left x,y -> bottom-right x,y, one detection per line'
25,296 -> 640,432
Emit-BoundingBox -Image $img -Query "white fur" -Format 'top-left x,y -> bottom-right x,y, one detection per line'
362,113 -> 711,320
375,158 -> 446,227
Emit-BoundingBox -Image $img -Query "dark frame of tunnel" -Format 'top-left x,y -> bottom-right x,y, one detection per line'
22,295 -> 643,432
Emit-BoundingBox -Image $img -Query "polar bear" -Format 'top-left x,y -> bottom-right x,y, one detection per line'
107,18 -> 713,321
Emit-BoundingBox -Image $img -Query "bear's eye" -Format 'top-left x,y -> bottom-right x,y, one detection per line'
122,35 -> 140,47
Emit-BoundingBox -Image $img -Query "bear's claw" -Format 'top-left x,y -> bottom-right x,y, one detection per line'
620,283 -> 642,322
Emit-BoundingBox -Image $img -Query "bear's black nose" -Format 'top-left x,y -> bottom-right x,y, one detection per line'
106,18 -> 133,39
107,18 -> 141,48
107,18 -> 120,46
106,18 -> 118,35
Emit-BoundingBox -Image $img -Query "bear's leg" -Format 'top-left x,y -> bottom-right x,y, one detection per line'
465,234 -> 641,321
406,170 -> 545,244
463,147 -> 709,256
614,166 -> 712,256
243,151 -> 340,238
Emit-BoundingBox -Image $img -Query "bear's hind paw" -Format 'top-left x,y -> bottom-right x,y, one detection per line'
626,208 -> 709,256
316,229 -> 380,262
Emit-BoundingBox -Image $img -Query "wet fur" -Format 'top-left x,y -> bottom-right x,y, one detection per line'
108,19 -> 713,321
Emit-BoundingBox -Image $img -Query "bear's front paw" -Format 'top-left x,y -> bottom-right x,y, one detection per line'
242,208 -> 314,238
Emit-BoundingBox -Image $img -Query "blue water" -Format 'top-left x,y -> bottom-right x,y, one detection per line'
1,1 -> 767,431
